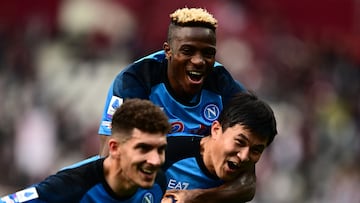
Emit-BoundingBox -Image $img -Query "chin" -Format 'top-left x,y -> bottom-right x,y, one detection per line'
139,178 -> 156,188
186,88 -> 201,96
140,182 -> 155,189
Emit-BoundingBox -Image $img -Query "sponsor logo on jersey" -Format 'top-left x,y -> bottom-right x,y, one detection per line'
106,96 -> 123,118
170,121 -> 184,133
142,192 -> 154,203
203,104 -> 220,122
0,187 -> 39,203
167,179 -> 190,190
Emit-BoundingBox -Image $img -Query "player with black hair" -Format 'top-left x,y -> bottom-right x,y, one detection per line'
162,92 -> 277,203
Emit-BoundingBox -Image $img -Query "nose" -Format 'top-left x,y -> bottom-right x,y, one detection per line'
191,53 -> 205,66
147,150 -> 164,166
237,148 -> 250,162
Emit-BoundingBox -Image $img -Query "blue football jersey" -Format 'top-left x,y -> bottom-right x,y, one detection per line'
0,158 -> 166,203
98,50 -> 246,137
163,136 -> 224,190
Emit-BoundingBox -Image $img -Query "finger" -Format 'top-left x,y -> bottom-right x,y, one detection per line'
165,189 -> 180,194
162,194 -> 178,203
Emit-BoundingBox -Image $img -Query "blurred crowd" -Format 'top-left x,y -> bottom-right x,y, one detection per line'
0,0 -> 359,202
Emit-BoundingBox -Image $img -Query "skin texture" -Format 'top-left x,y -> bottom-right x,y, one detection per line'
204,122 -> 267,182
99,26 -> 217,156
161,121 -> 267,203
104,128 -> 167,198
164,26 -> 216,101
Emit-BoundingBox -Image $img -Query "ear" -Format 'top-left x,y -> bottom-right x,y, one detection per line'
163,42 -> 172,60
108,138 -> 120,156
210,121 -> 222,140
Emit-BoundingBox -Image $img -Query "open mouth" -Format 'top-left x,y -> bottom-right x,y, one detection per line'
227,161 -> 240,170
187,71 -> 204,83
140,168 -> 156,175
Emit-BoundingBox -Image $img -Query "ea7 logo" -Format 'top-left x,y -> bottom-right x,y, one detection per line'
167,179 -> 190,190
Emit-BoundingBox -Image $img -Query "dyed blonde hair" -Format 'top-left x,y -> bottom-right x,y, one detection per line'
169,7 -> 218,31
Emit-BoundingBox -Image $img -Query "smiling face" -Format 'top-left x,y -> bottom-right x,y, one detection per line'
164,26 -> 216,100
205,121 -> 268,181
111,128 -> 167,189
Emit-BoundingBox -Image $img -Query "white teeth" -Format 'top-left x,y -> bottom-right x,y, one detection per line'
189,71 -> 202,76
142,168 -> 154,174
228,161 -> 240,170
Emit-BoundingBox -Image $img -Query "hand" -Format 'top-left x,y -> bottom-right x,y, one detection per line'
162,190 -> 196,203
161,193 -> 178,203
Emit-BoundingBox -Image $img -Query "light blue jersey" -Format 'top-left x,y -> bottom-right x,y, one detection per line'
1,158 -> 166,203
163,136 -> 224,190
98,50 -> 246,137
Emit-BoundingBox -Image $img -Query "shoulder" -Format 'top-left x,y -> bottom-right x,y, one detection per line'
113,50 -> 167,88
124,50 -> 167,74
0,158 -> 105,203
134,50 -> 166,63
210,62 -> 238,83
203,62 -> 246,95
163,136 -> 202,169
34,158 -> 105,202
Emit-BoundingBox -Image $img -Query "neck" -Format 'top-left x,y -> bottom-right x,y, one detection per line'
103,157 -> 138,198
200,136 -> 215,174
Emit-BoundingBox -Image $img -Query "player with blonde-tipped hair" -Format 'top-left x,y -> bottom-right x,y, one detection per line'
99,7 -> 254,202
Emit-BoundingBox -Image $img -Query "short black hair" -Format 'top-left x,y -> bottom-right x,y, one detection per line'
218,92 -> 278,146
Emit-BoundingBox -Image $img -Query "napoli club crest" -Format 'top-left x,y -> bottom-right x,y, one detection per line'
142,192 -> 154,203
203,104 -> 220,122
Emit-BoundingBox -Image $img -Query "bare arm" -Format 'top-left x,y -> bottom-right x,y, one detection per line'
163,166 -> 256,203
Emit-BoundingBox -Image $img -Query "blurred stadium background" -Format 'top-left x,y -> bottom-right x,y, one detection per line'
0,0 -> 359,202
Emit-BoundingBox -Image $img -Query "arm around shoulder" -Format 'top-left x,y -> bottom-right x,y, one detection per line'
164,171 -> 256,203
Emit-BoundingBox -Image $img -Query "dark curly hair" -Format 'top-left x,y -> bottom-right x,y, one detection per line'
111,99 -> 171,139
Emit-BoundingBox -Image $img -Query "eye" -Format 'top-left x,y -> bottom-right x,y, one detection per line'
136,143 -> 152,153
251,147 -> 264,155
180,46 -> 194,56
235,139 -> 247,147
202,49 -> 216,59
158,145 -> 167,155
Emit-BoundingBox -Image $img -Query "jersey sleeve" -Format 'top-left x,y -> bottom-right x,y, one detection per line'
0,187 -> 45,203
98,65 -> 150,136
0,175 -> 84,203
208,64 -> 247,105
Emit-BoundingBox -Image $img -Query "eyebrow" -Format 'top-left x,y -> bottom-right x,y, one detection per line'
238,134 -> 266,149
238,133 -> 249,142
135,142 -> 167,149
